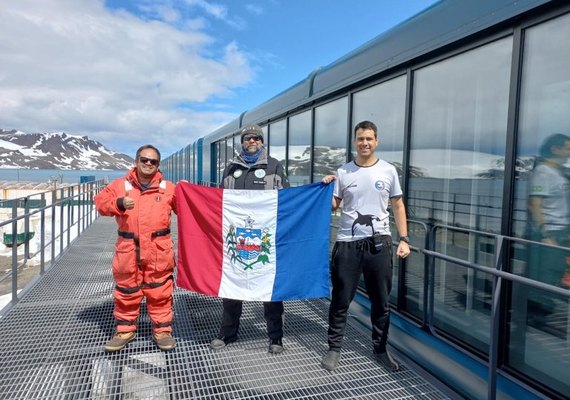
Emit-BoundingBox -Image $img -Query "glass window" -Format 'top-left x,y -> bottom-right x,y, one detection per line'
288,111 -> 312,186
314,97 -> 348,182
509,13 -> 570,397
352,76 -> 408,302
408,37 -> 513,351
353,76 -> 407,170
233,134 -> 240,159
269,120 -> 286,167
215,140 -> 226,185
217,141 -> 225,185
226,137 -> 233,164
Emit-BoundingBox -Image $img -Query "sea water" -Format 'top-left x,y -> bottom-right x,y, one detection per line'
0,168 -> 127,184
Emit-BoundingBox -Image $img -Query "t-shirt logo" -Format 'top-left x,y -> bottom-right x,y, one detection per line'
374,180 -> 385,191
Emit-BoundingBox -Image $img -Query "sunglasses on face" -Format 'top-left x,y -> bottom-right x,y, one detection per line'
243,134 -> 262,142
139,157 -> 159,166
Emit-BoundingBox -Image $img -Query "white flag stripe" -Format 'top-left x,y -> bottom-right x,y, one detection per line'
219,189 -> 278,301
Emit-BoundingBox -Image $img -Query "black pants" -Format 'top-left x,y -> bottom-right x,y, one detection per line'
327,236 -> 393,353
218,298 -> 284,340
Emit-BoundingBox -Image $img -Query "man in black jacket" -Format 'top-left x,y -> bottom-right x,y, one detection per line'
210,124 -> 290,353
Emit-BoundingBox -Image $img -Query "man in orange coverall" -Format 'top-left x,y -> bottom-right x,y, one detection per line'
95,144 -> 177,352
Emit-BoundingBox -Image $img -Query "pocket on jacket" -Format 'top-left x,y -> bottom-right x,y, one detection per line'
113,239 -> 137,278
153,236 -> 174,273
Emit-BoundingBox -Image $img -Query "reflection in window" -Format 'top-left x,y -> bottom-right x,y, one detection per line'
217,141 -> 225,185
409,38 -> 511,232
269,120 -> 286,167
408,37 -> 512,353
233,135 -> 240,159
288,111 -> 311,186
226,137 -> 233,165
314,97 -> 348,182
509,13 -> 570,397
352,76 -> 408,302
353,76 -> 407,173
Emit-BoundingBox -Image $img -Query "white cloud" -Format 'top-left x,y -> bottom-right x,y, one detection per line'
245,4 -> 264,16
0,0 -> 254,156
184,0 -> 228,20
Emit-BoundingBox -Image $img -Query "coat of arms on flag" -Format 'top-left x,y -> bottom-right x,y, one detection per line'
175,182 -> 334,302
226,217 -> 271,269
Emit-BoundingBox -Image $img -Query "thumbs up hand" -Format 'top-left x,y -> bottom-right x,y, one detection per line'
123,192 -> 135,210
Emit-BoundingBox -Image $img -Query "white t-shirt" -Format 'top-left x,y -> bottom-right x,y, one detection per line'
334,159 -> 402,241
529,163 -> 570,231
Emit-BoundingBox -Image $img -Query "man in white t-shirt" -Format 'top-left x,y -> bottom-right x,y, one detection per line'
527,133 -> 570,309
321,120 -> 410,372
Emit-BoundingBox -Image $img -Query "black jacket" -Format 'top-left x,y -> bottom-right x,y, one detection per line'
221,149 -> 290,190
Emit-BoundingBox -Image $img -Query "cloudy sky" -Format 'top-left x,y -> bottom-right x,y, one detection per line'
0,0 -> 437,157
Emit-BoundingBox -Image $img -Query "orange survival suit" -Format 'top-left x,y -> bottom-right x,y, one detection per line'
95,168 -> 177,334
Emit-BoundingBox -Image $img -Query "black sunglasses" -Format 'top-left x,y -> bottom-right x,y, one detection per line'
243,134 -> 262,142
139,156 -> 159,166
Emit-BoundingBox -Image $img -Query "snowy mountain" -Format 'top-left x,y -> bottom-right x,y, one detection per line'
0,129 -> 133,170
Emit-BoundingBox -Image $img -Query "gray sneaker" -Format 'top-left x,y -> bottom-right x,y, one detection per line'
210,335 -> 237,350
375,351 -> 400,372
268,338 -> 283,354
321,350 -> 340,371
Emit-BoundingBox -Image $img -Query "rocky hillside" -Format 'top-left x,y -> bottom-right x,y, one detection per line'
0,129 -> 133,170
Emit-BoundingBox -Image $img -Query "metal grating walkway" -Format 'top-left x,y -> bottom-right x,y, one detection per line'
0,217 -> 451,400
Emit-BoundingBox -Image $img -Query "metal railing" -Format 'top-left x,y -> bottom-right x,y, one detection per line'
0,179 -> 106,316
421,224 -> 570,400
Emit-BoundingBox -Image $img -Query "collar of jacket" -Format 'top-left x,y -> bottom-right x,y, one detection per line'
233,148 -> 269,169
126,167 -> 164,191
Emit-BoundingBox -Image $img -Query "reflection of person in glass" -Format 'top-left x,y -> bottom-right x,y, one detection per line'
527,133 -> 570,313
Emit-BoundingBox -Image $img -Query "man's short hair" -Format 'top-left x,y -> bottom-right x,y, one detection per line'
135,144 -> 161,162
354,121 -> 378,138
539,133 -> 570,158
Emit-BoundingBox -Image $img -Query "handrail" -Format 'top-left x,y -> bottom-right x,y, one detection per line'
0,179 -> 106,316
422,223 -> 570,400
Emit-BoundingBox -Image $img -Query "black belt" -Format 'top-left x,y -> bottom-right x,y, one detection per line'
152,228 -> 171,237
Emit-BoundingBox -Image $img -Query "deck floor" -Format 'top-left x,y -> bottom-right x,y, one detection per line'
0,217 -> 451,399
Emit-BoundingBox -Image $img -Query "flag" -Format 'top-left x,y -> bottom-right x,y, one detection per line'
175,182 -> 334,301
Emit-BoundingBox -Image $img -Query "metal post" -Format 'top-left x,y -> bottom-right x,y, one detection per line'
487,235 -> 503,400
76,185 -> 80,238
40,193 -> 45,274
11,202 -> 18,304
24,196 -> 30,260
80,184 -> 85,231
59,188 -> 64,255
89,182 -> 94,226
67,186 -> 71,246
51,190 -> 56,265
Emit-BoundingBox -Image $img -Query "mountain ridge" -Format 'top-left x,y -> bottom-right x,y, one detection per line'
0,129 -> 133,170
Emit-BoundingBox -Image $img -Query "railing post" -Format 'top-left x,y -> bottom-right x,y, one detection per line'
59,188 -> 64,255
76,185 -> 81,238
425,225 -> 436,329
24,196 -> 30,260
51,190 -> 56,264
40,193 -> 46,275
488,235 -> 504,400
11,202 -> 18,304
81,183 -> 85,231
67,186 -> 72,246
89,182 -> 95,226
